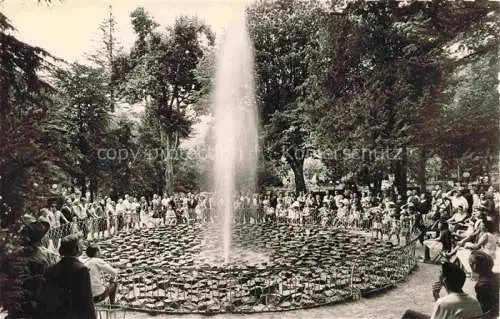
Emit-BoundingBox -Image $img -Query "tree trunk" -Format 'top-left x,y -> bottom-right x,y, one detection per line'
393,146 -> 408,200
288,157 -> 306,193
373,169 -> 383,196
162,132 -> 173,195
89,176 -> 98,202
418,146 -> 427,193
78,175 -> 86,196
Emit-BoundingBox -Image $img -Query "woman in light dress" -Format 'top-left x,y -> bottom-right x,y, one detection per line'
371,204 -> 383,240
288,201 -> 300,224
276,198 -> 287,224
302,195 -> 314,225
195,196 -> 205,223
165,203 -> 177,225
319,203 -> 330,227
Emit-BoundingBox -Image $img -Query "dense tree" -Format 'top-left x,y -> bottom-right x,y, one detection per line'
123,8 -> 215,194
0,12 -> 66,224
88,5 -> 124,112
52,63 -> 111,199
304,0 -> 499,195
437,51 -> 499,180
247,0 -> 325,193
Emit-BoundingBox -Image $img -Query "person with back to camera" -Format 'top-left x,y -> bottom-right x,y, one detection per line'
84,244 -> 118,305
41,234 -> 96,319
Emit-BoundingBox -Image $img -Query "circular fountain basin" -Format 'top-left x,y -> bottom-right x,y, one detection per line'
97,224 -> 415,313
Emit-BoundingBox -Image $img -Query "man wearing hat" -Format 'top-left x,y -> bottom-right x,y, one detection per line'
41,234 -> 96,319
1,217 -> 58,318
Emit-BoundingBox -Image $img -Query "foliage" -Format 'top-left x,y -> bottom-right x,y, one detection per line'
0,12 -> 65,227
438,51 -> 499,177
303,0 -> 499,194
247,0 -> 325,192
87,5 -> 124,112
122,8 -> 215,193
52,63 -> 111,198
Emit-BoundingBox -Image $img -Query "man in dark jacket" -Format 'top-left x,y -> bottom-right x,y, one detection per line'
42,234 -> 96,319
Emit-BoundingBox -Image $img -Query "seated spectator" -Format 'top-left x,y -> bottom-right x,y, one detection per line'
431,262 -> 483,318
454,209 -> 483,243
462,220 -> 497,263
42,234 -> 96,319
84,244 -> 118,304
423,221 -> 452,263
401,262 -> 482,319
447,205 -> 468,232
469,251 -> 499,318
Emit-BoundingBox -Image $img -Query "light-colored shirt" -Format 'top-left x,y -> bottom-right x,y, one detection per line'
84,257 -> 118,297
73,204 -> 87,220
480,232 -> 497,259
52,210 -> 68,227
451,196 -> 469,211
430,292 -> 482,319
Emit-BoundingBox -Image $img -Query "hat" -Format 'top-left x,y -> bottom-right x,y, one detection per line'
292,201 -> 300,208
20,218 -> 50,246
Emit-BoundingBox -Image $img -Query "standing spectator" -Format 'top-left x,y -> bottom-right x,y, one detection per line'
105,198 -> 116,234
50,202 -> 70,248
0,218 -> 58,318
73,198 -> 89,239
42,234 -> 96,319
94,201 -> 106,239
39,208 -> 55,228
151,194 -> 160,219
51,202 -> 69,229
409,203 -> 426,247
115,198 -> 125,231
61,198 -> 75,223
161,194 -> 170,224
60,198 -> 75,237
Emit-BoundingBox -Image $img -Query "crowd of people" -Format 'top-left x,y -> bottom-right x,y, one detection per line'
36,182 -> 500,249
1,180 -> 499,318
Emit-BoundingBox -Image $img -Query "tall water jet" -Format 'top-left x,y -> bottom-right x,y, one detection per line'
211,13 -> 258,263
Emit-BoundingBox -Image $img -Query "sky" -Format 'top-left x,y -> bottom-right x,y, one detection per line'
1,0 -> 254,63
1,0 -> 255,147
